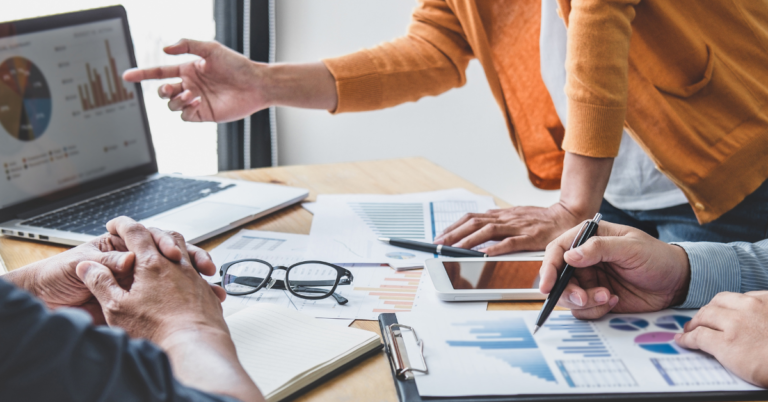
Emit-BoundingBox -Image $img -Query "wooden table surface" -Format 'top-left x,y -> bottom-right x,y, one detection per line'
0,157 -> 555,401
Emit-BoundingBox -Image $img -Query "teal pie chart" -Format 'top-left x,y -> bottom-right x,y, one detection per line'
655,315 -> 691,331
609,317 -> 649,331
0,57 -> 52,142
635,332 -> 689,355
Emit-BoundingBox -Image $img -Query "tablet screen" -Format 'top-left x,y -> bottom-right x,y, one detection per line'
443,260 -> 541,289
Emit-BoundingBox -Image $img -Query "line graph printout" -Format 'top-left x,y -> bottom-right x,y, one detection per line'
396,310 -> 760,397
308,189 -> 497,267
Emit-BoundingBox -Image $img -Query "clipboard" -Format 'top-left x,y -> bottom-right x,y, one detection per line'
378,313 -> 768,402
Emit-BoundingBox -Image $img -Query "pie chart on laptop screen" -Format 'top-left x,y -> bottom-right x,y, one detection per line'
0,57 -> 52,142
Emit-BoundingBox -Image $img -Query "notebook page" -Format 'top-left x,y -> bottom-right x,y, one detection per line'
226,304 -> 379,398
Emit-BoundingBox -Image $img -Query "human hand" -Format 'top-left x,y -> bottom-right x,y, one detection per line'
4,235 -> 134,324
676,291 -> 768,387
539,221 -> 691,319
433,203 -> 584,255
123,39 -> 268,123
77,217 -> 227,342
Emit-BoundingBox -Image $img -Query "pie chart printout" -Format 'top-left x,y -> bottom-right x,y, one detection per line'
635,332 -> 689,355
655,315 -> 691,331
0,57 -> 52,142
609,317 -> 649,331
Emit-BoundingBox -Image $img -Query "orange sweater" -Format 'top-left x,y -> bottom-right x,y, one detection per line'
323,0 -> 768,224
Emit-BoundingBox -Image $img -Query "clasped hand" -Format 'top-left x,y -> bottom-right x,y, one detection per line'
9,217 -> 225,332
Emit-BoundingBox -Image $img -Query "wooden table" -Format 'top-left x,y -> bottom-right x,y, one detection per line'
0,157 -> 545,401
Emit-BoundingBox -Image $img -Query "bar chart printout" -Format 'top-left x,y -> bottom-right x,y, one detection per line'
78,40 -> 135,111
544,314 -> 611,358
447,318 -> 556,382
354,270 -> 422,314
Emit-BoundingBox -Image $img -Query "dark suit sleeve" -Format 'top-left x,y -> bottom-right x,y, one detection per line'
0,279 -> 240,402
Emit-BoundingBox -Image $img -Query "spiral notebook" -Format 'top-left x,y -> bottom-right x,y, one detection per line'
225,304 -> 382,402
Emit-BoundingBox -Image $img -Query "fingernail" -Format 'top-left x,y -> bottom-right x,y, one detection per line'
595,291 -> 608,304
674,333 -> 682,341
609,295 -> 619,307
76,261 -> 93,280
569,293 -> 583,307
567,248 -> 584,262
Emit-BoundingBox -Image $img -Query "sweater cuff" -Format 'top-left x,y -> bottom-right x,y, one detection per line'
561,100 -> 625,158
322,51 -> 383,114
673,242 -> 741,309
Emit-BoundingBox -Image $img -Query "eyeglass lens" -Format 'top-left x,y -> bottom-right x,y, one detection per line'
285,262 -> 339,298
222,261 -> 271,295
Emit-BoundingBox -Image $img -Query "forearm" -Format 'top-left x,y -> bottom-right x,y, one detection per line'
158,327 -> 264,402
263,62 -> 337,111
558,152 -> 614,218
2,262 -> 38,295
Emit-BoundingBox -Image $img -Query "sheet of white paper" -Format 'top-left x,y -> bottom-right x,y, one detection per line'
396,310 -> 760,397
203,229 -> 309,283
301,202 -> 318,215
308,189 -> 497,266
220,266 -> 428,320
317,318 -> 354,327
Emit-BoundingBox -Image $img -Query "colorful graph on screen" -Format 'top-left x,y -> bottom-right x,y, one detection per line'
0,57 -> 52,141
447,318 -> 557,382
354,270 -> 421,314
77,40 -> 134,111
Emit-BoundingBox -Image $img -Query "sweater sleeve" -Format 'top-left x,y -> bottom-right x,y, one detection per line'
322,0 -> 474,113
561,0 -> 640,158
0,279 -> 239,402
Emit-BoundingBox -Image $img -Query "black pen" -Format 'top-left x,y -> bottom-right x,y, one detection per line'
533,213 -> 602,335
378,237 -> 488,258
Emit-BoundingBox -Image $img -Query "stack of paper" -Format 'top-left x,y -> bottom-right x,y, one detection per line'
307,189 -> 497,270
226,304 -> 382,402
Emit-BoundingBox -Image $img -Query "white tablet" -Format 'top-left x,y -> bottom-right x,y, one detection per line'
425,254 -> 547,301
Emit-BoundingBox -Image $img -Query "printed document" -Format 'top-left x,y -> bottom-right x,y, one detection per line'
396,310 -> 760,397
204,229 -> 486,320
308,189 -> 497,267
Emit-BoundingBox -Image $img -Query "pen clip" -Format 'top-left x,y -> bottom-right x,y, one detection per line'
569,213 -> 602,250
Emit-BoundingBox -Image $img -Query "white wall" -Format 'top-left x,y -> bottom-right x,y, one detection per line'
275,0 -> 560,207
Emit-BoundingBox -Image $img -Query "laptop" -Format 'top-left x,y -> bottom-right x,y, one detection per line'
0,6 -> 308,246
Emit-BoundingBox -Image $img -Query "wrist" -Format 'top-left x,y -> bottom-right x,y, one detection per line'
3,263 -> 40,296
155,323 -> 232,352
669,244 -> 692,306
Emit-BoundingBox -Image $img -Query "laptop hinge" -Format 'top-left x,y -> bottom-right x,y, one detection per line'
17,175 -> 151,220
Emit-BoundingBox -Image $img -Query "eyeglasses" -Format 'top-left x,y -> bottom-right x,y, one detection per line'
219,259 -> 354,304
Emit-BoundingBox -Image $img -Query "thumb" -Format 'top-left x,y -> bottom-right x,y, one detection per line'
164,39 -> 214,58
76,261 -> 126,302
564,236 -> 633,268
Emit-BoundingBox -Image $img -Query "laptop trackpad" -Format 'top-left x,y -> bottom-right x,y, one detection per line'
144,202 -> 259,238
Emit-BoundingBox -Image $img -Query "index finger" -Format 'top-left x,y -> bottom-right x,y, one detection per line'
123,65 -> 182,82
106,216 -> 160,255
539,224 -> 585,293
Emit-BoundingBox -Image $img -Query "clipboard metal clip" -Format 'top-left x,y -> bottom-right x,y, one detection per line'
384,323 -> 428,380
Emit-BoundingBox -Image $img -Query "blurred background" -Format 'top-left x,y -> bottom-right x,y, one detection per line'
6,0 -> 560,207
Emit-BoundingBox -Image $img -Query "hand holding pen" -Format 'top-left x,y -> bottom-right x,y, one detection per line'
534,213 -> 602,334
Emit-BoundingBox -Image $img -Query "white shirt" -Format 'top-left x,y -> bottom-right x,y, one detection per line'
539,0 -> 687,211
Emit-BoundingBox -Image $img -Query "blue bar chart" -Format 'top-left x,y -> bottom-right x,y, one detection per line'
555,359 -> 637,388
349,202 -> 426,240
447,318 -> 557,382
545,315 -> 612,357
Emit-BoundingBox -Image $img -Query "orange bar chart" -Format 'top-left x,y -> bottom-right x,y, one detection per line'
78,40 -> 134,111
354,270 -> 423,314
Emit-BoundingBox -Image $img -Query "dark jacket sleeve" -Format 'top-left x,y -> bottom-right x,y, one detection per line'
0,279 -> 240,402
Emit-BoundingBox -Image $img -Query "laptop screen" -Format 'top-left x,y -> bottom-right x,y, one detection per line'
0,16 -> 152,210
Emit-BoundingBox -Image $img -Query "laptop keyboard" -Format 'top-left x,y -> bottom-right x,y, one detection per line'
21,177 -> 235,236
